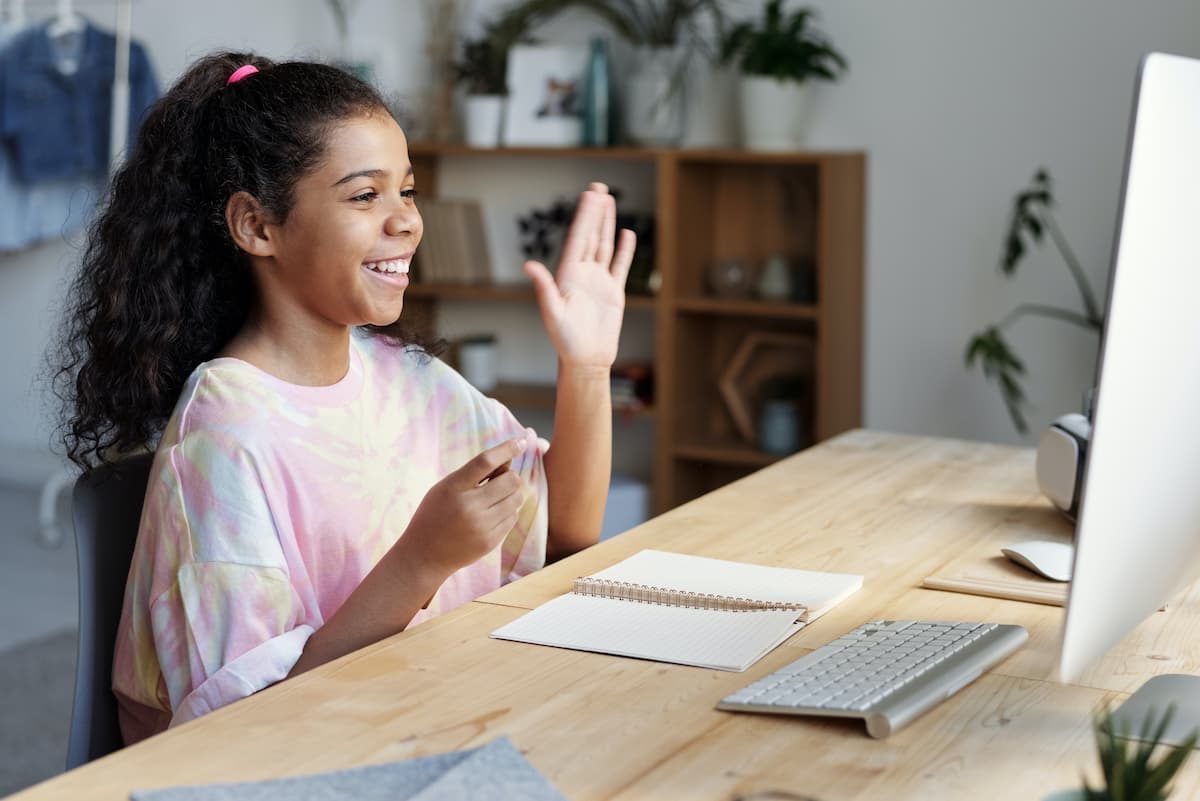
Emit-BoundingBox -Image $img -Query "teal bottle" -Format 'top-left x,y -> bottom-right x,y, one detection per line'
581,37 -> 612,147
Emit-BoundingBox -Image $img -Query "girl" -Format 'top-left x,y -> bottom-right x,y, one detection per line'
56,52 -> 635,744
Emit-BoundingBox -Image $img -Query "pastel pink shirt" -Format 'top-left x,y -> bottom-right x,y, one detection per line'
112,334 -> 547,744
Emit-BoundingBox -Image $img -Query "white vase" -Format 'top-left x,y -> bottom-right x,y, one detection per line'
680,64 -> 737,149
738,76 -> 811,151
624,46 -> 685,147
462,95 -> 505,148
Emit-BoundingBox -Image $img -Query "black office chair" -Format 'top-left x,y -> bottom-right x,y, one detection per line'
66,452 -> 154,769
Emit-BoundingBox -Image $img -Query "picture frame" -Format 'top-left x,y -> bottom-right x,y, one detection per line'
503,45 -> 586,147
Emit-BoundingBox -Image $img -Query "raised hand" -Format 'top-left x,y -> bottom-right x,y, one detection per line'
523,182 -> 637,370
401,437 -> 528,577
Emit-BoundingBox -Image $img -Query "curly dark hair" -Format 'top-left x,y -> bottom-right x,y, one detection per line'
55,51 -> 440,470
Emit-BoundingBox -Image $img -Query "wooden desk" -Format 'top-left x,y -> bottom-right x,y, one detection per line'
12,431 -> 1200,800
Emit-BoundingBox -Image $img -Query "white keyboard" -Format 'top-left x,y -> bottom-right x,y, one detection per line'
717,619 -> 1028,738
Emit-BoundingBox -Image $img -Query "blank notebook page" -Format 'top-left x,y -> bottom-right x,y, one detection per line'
490,593 -> 804,672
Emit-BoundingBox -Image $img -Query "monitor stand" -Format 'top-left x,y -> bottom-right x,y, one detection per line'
1111,675 -> 1200,748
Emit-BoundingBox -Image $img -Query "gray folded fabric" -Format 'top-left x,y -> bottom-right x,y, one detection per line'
129,737 -> 568,801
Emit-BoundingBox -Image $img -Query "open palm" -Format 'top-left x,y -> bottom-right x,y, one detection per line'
523,183 -> 637,369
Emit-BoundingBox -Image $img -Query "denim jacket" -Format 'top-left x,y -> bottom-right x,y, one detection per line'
0,21 -> 158,184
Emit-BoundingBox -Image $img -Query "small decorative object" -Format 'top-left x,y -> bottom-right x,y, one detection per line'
965,169 -> 1104,434
517,192 -> 654,296
516,196 -> 575,263
620,211 -> 658,296
581,36 -> 614,147
718,331 -> 814,443
707,259 -> 756,299
755,254 -> 793,301
610,362 -> 655,413
507,0 -> 729,146
457,334 -> 498,392
757,373 -> 807,455
503,45 -> 588,147
1041,704 -> 1197,801
624,45 -> 686,147
721,0 -> 848,151
758,399 -> 802,455
451,5 -> 549,147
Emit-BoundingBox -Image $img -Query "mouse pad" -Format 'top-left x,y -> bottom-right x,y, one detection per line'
922,555 -> 1069,606
921,501 -> 1073,606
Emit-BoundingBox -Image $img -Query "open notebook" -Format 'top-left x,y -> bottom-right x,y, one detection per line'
490,550 -> 863,671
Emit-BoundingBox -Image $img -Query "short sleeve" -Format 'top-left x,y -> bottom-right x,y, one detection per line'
116,430 -> 313,734
151,562 -> 313,728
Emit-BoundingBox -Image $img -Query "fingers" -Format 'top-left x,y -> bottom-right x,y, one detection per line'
523,259 -> 564,327
597,191 -> 616,267
456,437 -> 527,488
610,227 -> 637,287
560,183 -> 609,267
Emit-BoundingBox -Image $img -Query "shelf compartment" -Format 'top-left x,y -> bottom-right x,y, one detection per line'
408,282 -> 657,310
409,142 -> 661,161
488,381 -> 654,419
675,297 -> 818,319
673,440 -> 784,467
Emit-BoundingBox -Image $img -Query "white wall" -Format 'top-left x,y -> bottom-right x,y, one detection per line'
1,0 -> 1197,481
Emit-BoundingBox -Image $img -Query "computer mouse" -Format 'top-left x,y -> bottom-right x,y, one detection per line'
1000,540 -> 1074,582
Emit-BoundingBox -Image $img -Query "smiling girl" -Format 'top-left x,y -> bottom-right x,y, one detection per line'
56,52 -> 635,745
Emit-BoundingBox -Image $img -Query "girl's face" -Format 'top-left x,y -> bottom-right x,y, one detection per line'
261,111 -> 422,329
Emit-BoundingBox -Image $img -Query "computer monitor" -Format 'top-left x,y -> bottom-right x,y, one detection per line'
1058,51 -> 1200,745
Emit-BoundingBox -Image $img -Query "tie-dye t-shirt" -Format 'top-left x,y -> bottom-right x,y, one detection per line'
112,333 -> 548,745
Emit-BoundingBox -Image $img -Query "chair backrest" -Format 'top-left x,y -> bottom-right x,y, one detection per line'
67,452 -> 154,769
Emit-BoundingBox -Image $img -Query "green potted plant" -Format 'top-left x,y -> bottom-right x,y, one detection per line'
452,5 -> 552,147
964,169 -> 1104,434
1043,704 -> 1197,801
720,0 -> 848,150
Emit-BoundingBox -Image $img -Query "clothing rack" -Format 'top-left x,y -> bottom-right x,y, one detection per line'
5,0 -> 135,169
5,0 -> 137,545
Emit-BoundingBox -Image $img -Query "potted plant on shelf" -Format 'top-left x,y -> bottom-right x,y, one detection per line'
720,0 -> 848,151
452,5 -> 552,147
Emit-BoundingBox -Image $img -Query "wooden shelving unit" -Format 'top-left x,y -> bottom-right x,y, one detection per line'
405,143 -> 864,513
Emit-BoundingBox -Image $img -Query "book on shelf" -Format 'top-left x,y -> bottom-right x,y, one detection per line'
413,198 -> 492,284
490,549 -> 863,672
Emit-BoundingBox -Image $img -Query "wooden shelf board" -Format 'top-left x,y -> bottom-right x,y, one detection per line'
675,297 -> 819,319
409,142 -> 661,161
409,141 -> 862,165
675,148 -> 859,165
672,441 -> 786,467
489,381 -> 654,419
408,282 -> 657,310
408,282 -> 534,302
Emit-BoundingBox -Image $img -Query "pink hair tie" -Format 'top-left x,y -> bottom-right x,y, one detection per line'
226,64 -> 259,85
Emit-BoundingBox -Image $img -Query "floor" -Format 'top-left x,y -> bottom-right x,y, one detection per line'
0,484 -> 77,651
0,483 -> 77,794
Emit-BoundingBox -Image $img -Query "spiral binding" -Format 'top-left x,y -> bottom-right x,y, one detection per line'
572,577 -> 806,613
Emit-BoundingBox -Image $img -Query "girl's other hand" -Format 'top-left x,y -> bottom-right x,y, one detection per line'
399,437 -> 528,580
523,182 -> 637,370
